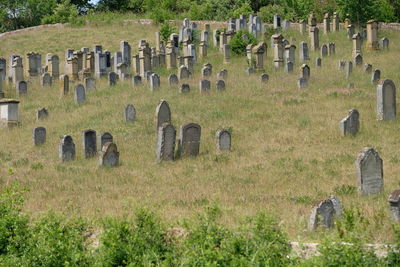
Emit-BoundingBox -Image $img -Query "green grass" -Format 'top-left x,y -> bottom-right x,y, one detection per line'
0,22 -> 400,243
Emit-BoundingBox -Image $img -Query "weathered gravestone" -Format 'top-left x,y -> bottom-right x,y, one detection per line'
215,129 -> 231,151
315,57 -> 321,67
260,73 -> 269,83
297,77 -> 308,89
339,109 -> 360,136
98,132 -> 113,151
199,79 -> 211,93
355,147 -> 383,195
74,84 -> 86,104
85,77 -> 96,91
371,69 -> 381,84
156,122 -> 176,162
338,60 -> 346,70
179,123 -> 201,157
354,54 -> 363,66
246,67 -> 255,75
377,79 -> 396,121
59,74 -> 69,96
149,73 -> 160,91
168,74 -> 179,86
32,126 -> 46,146
155,100 -> 171,131
178,65 -> 190,80
59,135 -> 75,162
41,72 -> 52,87
98,142 -> 119,167
108,72 -> 118,86
217,69 -> 228,80
16,81 -> 27,95
300,64 -> 310,80
380,37 -> 389,50
201,66 -> 212,78
320,44 -> 328,57
83,129 -> 97,158
36,107 -> 48,121
308,196 -> 340,230
285,61 -> 294,73
132,75 -> 142,87
125,104 -> 136,122
388,190 -> 400,222
299,42 -> 309,62
364,64 -> 372,73
180,84 -> 190,93
345,61 -> 353,78
216,80 -> 226,91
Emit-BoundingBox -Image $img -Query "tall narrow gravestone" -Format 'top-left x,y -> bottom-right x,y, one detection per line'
355,147 -> 383,195
339,109 -> 360,136
74,84 -> 86,104
156,122 -> 176,162
377,79 -> 396,121
59,74 -> 69,97
155,100 -> 171,131
98,132 -> 113,151
32,126 -> 46,146
179,123 -> 201,157
125,104 -> 136,122
98,142 -> 119,167
59,135 -> 76,162
82,129 -> 97,158
215,129 -> 231,151
389,190 -> 400,222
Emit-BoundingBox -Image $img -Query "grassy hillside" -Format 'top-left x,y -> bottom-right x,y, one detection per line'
0,21 -> 400,242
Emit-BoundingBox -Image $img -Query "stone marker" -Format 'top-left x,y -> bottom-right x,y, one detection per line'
339,109 -> 360,136
33,126 -> 46,146
156,122 -> 176,162
355,147 -> 383,195
59,135 -> 75,162
156,100 -> 171,130
199,79 -> 211,93
217,69 -> 228,80
108,71 -> 118,86
215,129 -> 231,151
260,73 -> 269,83
168,74 -> 179,86
201,66 -> 212,78
178,65 -> 190,80
98,132 -> 113,151
83,129 -> 97,158
299,42 -> 309,62
300,64 -> 310,80
16,81 -> 27,95
149,73 -> 160,91
98,142 -> 119,167
308,197 -> 337,230
85,77 -> 96,91
380,37 -> 389,50
364,64 -> 372,73
320,44 -> 328,57
180,84 -> 190,93
285,61 -> 294,73
315,57 -> 321,67
125,104 -> 136,122
216,80 -> 226,91
345,61 -> 353,78
366,20 -> 379,50
36,107 -> 48,121
338,60 -> 346,70
388,190 -> 400,221
132,75 -> 142,86
377,79 -> 396,120
41,73 -> 52,87
179,123 -> 201,157
297,77 -> 308,89
74,84 -> 86,104
371,69 -> 381,84
59,74 -> 69,96
246,67 -> 255,75
328,42 -> 335,55
354,54 -> 363,66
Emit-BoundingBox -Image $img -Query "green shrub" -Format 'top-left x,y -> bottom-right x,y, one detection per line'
258,5 -> 286,23
160,22 -> 177,42
231,2 -> 254,18
41,0 -> 80,24
229,30 -> 258,56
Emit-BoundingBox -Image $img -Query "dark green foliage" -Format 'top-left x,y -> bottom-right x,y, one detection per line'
160,22 -> 177,42
229,30 -> 257,56
337,0 -> 376,25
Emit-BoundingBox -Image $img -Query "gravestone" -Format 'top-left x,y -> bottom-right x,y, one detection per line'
285,61 -> 294,73
260,73 -> 269,83
328,42 -> 335,55
16,81 -> 27,95
125,104 -> 136,122
83,129 -> 97,158
98,142 -> 119,167
156,100 -> 171,130
338,60 -> 346,70
74,84 -> 86,104
179,123 -> 201,157
315,57 -> 322,67
59,74 -> 69,96
98,132 -> 113,151
216,80 -> 226,91
300,64 -> 310,80
36,107 -> 48,121
132,75 -> 142,86
33,126 -> 46,146
201,66 -> 212,78
297,77 -> 308,89
339,109 -> 360,136
215,129 -> 231,151
108,72 -> 118,86
180,84 -> 190,93
371,69 -> 381,84
320,44 -> 328,57
380,37 -> 389,50
149,73 -> 160,91
246,67 -> 255,75
85,77 -> 96,91
388,190 -> 400,221
41,73 -> 52,87
199,80 -> 211,93
217,69 -> 228,80
156,122 -> 176,162
364,64 -> 372,73
178,65 -> 190,80
299,42 -> 309,62
345,61 -> 353,78
355,147 -> 383,195
377,79 -> 396,120
168,74 -> 179,86
308,197 -> 337,230
59,135 -> 75,162
354,54 -> 363,66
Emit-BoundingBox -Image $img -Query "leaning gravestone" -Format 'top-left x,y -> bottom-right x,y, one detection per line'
260,73 -> 269,83
156,122 -> 176,162
199,79 -> 211,93
180,84 -> 190,93
377,79 -> 396,121
32,126 -> 46,146
74,84 -> 86,104
59,135 -> 75,162
98,142 -> 119,167
168,74 -> 179,86
108,72 -> 118,86
16,81 -> 27,95
179,123 -> 201,157
355,147 -> 383,195
371,69 -> 381,84
215,129 -> 231,151
308,197 -> 337,230
216,80 -> 226,91
132,75 -> 142,86
98,132 -> 113,151
339,109 -> 360,136
388,190 -> 400,222
36,107 -> 48,121
85,77 -> 96,91
82,129 -> 97,158
149,73 -> 160,91
155,100 -> 171,131
125,104 -> 136,122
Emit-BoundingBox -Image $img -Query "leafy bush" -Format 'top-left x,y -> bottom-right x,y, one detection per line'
41,0 -> 80,24
160,22 -> 177,42
231,2 -> 254,18
258,4 -> 286,23
229,30 -> 258,56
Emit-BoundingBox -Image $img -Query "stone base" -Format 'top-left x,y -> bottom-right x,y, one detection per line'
366,42 -> 379,50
